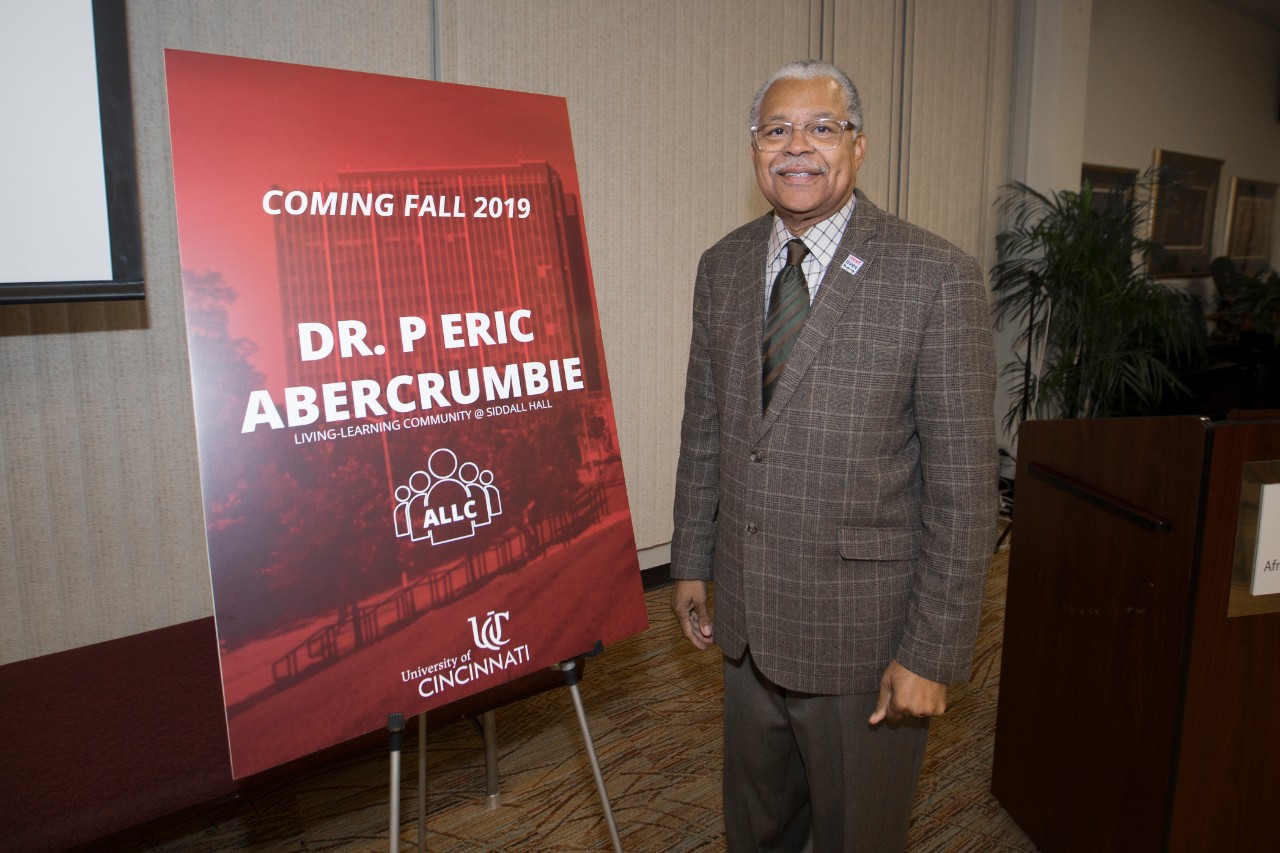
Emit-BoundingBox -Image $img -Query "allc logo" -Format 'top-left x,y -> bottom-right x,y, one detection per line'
469,610 -> 511,651
393,448 -> 503,545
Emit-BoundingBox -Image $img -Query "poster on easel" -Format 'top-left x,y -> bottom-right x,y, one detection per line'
164,50 -> 649,779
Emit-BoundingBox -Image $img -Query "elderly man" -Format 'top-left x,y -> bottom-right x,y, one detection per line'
671,59 -> 997,852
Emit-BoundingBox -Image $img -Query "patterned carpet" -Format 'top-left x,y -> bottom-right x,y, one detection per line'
95,537 -> 1036,852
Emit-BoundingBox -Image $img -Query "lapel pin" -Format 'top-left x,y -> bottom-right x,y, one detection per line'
841,254 -> 865,276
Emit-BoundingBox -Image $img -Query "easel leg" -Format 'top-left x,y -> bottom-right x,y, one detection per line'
557,661 -> 623,853
417,714 -> 427,853
482,710 -> 501,809
388,713 -> 404,853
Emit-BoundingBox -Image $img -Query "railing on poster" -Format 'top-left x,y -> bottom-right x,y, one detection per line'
270,478 -> 627,684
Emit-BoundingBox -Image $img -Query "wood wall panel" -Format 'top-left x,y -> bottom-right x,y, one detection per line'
901,0 -> 1013,269
832,0 -> 1013,269
829,0 -> 909,210
436,0 -> 820,551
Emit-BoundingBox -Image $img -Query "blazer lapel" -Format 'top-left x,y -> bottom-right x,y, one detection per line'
758,190 -> 882,436
729,218 -> 772,430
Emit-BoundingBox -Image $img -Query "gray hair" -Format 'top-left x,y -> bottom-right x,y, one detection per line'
749,60 -> 864,133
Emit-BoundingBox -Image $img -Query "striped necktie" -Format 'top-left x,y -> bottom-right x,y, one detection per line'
762,238 -> 810,409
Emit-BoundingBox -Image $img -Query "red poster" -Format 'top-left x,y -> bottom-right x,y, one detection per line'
164,50 -> 648,778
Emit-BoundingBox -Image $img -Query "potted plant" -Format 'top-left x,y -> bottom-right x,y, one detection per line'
1206,257 -> 1280,408
991,173 -> 1202,435
1210,257 -> 1280,345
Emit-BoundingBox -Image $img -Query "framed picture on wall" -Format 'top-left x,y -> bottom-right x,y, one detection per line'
1081,163 -> 1139,214
1148,149 -> 1224,278
1224,177 -> 1276,274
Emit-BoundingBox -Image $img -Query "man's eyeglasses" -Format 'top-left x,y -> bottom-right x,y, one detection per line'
751,119 -> 856,152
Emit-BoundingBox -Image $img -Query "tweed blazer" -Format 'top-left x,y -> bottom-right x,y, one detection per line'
672,189 -> 997,695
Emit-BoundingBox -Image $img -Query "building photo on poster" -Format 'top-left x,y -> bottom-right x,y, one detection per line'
163,50 -> 648,778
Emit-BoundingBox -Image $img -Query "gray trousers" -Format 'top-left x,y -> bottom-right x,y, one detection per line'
722,650 -> 929,853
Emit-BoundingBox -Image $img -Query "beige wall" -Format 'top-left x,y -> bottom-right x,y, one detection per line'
1083,0 -> 1280,271
433,0 -> 818,576
0,0 -> 429,665
0,0 -> 1014,665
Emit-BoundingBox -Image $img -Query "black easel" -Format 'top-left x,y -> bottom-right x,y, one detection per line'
555,648 -> 623,853
387,643 -> 623,852
387,713 -> 405,852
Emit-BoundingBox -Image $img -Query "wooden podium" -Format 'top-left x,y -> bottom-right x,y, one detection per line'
992,414 -> 1280,853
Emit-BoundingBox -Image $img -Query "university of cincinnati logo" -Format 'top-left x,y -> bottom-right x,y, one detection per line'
404,610 -> 531,699
393,448 -> 503,545
469,610 -> 510,651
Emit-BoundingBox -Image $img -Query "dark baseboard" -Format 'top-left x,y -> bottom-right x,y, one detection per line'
0,615 -> 588,852
642,562 -> 672,590
3,559 -> 675,851
0,618 -> 234,853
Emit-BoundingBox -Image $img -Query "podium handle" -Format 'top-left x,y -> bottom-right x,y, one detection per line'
1027,463 -> 1173,532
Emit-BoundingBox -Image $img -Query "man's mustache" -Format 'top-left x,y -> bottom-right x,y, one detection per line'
770,158 -> 828,175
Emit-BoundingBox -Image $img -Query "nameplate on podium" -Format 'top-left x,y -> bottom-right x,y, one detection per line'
1230,460 -> 1280,616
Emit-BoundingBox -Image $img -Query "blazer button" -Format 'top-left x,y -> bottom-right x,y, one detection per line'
746,522 -> 759,535
749,450 -> 764,463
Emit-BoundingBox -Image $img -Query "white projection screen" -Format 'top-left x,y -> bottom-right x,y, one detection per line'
0,0 -> 143,303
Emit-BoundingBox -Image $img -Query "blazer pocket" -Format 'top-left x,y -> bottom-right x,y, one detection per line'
838,526 -> 921,561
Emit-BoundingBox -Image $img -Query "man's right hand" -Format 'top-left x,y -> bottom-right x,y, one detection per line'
672,579 -> 715,650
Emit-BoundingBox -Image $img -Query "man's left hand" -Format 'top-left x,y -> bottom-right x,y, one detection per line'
868,660 -> 947,725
